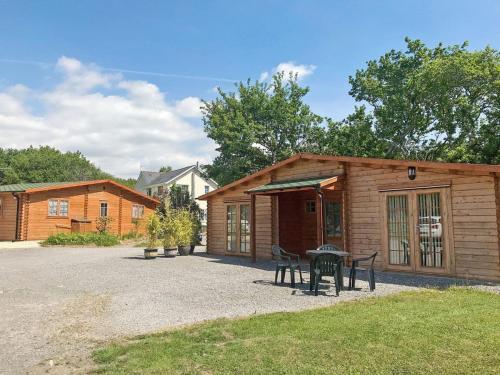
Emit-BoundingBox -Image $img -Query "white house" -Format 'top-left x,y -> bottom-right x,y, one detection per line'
135,164 -> 218,230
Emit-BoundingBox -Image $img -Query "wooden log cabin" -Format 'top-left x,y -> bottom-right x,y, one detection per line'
198,153 -> 500,281
0,180 -> 158,241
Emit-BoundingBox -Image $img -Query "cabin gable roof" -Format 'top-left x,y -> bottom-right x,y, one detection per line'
198,153 -> 500,200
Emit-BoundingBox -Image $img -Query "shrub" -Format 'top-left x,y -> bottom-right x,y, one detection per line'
172,209 -> 193,246
121,231 -> 143,240
42,232 -> 120,247
96,216 -> 113,234
145,213 -> 161,249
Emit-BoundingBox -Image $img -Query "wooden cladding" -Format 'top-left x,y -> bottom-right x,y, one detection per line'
205,155 -> 500,281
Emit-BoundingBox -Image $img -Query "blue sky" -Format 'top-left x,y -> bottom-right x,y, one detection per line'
0,1 -> 499,177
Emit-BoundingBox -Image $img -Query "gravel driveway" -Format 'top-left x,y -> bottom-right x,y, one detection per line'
0,246 -> 497,374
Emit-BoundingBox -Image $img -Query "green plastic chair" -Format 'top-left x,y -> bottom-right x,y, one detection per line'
271,245 -> 303,288
312,252 -> 342,296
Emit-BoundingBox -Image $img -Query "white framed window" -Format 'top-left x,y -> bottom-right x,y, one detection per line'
200,208 -> 207,221
305,200 -> 316,214
146,188 -> 152,196
59,200 -> 69,217
48,199 -> 58,216
179,184 -> 189,194
100,202 -> 108,217
132,204 -> 145,219
204,185 -> 210,194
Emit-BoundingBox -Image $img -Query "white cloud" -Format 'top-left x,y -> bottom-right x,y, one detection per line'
259,71 -> 269,81
0,57 -> 216,178
260,61 -> 316,82
174,96 -> 203,118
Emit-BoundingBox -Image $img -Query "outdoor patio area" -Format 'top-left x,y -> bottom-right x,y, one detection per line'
1,246 -> 498,373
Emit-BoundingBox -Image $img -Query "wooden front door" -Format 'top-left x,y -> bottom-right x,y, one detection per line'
382,188 -> 452,275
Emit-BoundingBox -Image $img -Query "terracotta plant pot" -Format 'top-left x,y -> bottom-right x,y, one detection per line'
144,248 -> 158,259
178,245 -> 190,256
164,247 -> 177,257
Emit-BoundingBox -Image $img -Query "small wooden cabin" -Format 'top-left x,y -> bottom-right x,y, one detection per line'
0,180 -> 158,241
199,153 -> 500,281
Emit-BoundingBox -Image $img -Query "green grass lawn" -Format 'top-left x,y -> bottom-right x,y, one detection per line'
93,288 -> 499,374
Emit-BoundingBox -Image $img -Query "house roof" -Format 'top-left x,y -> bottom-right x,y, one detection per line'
198,153 -> 500,200
149,165 -> 195,185
137,165 -> 218,188
0,182 -> 77,192
246,176 -> 340,194
0,180 -> 160,204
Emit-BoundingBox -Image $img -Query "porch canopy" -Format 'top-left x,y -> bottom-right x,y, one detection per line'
246,175 -> 343,195
245,175 -> 345,261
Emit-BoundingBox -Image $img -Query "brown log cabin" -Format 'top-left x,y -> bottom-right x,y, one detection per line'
198,153 -> 500,281
0,180 -> 158,241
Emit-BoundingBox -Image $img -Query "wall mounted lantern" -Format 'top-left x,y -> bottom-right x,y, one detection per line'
408,166 -> 417,180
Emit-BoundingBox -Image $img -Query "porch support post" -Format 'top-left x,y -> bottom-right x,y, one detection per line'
315,188 -> 325,246
250,193 -> 256,263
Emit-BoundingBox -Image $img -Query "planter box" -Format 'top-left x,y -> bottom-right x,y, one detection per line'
144,248 -> 158,259
164,248 -> 177,257
178,245 -> 190,256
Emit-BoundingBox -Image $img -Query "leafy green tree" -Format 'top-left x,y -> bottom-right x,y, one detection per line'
159,166 -> 172,173
0,146 -> 136,187
349,38 -> 500,163
202,72 -> 325,185
323,106 -> 387,158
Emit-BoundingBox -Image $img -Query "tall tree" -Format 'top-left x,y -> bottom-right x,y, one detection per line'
349,38 -> 500,163
202,72 -> 325,185
0,146 -> 136,187
323,106 -> 387,158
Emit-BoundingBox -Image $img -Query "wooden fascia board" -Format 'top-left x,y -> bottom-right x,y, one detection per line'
25,180 -> 160,204
299,153 -> 500,174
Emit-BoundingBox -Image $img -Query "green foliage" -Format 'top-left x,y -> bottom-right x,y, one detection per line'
348,38 -> 500,163
93,288 -> 500,374
145,213 -> 161,249
121,231 -> 143,240
323,106 -> 387,158
42,232 -> 120,247
158,198 -> 176,248
202,72 -> 325,185
96,216 -> 113,234
0,146 -> 136,187
159,166 -> 172,173
171,209 -> 193,246
157,185 -> 202,245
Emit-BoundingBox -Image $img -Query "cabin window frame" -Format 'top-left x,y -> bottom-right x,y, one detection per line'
325,201 -> 342,237
132,204 -> 145,219
58,200 -> 69,217
100,201 -> 108,217
305,200 -> 316,214
48,199 -> 59,217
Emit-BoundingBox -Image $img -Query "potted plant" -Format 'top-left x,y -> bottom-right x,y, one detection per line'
173,209 -> 193,256
144,213 -> 161,259
189,208 -> 202,254
162,216 -> 177,257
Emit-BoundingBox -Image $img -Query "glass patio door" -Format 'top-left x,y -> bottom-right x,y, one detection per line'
384,189 -> 449,274
415,191 -> 445,272
226,203 -> 251,254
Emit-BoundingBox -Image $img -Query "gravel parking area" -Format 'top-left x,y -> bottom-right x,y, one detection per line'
0,246 -> 498,374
